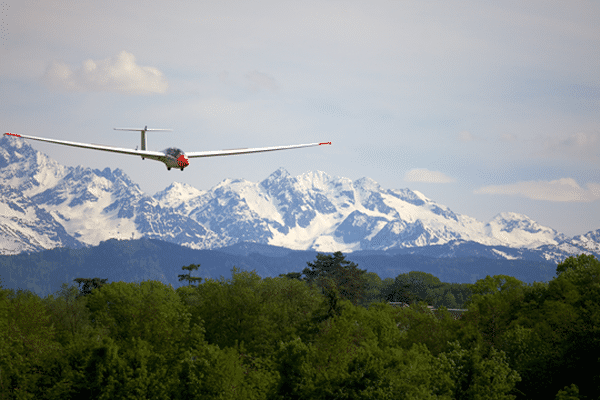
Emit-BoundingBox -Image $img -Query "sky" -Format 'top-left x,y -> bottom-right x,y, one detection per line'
1,0 -> 599,237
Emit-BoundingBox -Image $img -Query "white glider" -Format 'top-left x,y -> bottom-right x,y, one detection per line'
4,126 -> 331,171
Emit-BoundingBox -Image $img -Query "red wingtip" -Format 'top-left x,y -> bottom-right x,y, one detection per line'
319,142 -> 332,145
5,132 -> 21,137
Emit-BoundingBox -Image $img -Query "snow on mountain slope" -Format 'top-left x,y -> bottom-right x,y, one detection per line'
153,182 -> 206,214
484,212 -> 566,249
153,167 -> 572,252
0,185 -> 83,254
0,135 -> 68,196
28,165 -> 225,249
569,229 -> 600,254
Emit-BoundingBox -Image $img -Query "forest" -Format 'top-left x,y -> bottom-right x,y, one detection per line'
1,251 -> 598,399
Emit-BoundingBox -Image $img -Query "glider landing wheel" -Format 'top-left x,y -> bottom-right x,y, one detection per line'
167,167 -> 171,170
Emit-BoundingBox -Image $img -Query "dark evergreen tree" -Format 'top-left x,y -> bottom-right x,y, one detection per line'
178,264 -> 203,286
278,272 -> 303,280
73,277 -> 108,298
302,251 -> 368,306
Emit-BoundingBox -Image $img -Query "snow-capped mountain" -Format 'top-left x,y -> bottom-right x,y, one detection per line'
0,136 -> 225,253
1,135 -> 598,261
152,167 -> 568,253
484,212 -> 567,249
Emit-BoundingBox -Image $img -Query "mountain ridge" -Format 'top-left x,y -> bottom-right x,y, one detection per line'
0,237 -> 559,299
1,135 -> 598,262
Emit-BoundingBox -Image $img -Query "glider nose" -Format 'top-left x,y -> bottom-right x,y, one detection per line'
177,154 -> 189,168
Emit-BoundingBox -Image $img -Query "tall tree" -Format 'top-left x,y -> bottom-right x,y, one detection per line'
302,252 -> 368,306
556,253 -> 599,275
73,277 -> 108,298
385,271 -> 445,305
178,264 -> 203,286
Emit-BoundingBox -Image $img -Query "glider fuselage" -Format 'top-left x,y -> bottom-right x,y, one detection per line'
159,147 -> 189,171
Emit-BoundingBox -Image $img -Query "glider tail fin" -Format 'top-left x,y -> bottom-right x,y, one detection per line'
113,126 -> 172,151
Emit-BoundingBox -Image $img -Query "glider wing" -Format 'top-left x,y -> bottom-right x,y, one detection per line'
186,141 -> 331,158
4,132 -> 165,158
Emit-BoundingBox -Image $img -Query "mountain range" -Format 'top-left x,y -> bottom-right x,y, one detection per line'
1,135 -> 599,264
0,238 -> 560,298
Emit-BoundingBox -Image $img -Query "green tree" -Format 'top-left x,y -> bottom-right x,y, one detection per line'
42,283 -> 95,346
464,275 -> 526,348
181,268 -> 326,357
273,301 -> 456,400
463,256 -> 600,399
80,279 -> 280,399
178,263 -> 203,287
0,288 -> 62,398
85,280 -> 204,358
273,337 -> 317,400
469,274 -> 525,297
556,253 -> 598,275
438,341 -> 521,399
73,277 -> 108,298
278,272 -> 302,280
303,251 -> 368,306
444,282 -> 473,308
385,271 -> 446,306
382,279 -> 416,304
555,384 -> 580,400
392,301 -> 481,356
505,254 -> 600,399
361,272 -> 388,306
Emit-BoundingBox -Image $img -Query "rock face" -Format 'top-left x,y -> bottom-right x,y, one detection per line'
1,135 -> 598,261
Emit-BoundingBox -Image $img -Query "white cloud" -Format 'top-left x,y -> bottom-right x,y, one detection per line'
42,51 -> 168,94
537,132 -> 600,162
560,131 -> 599,150
219,70 -> 230,83
404,168 -> 456,183
500,133 -> 517,142
474,178 -> 600,202
245,70 -> 279,92
458,130 -> 475,142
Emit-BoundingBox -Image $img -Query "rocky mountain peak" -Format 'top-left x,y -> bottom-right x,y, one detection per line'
297,170 -> 333,191
260,167 -> 291,188
154,181 -> 205,202
490,212 -> 543,233
269,167 -> 291,179
354,176 -> 381,192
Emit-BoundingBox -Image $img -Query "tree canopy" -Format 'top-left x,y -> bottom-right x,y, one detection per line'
302,251 -> 368,306
2,253 -> 599,399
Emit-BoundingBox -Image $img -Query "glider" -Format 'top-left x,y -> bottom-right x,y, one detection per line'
4,127 -> 331,171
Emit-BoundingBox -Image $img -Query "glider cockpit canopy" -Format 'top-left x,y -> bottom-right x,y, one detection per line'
165,147 -> 185,158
